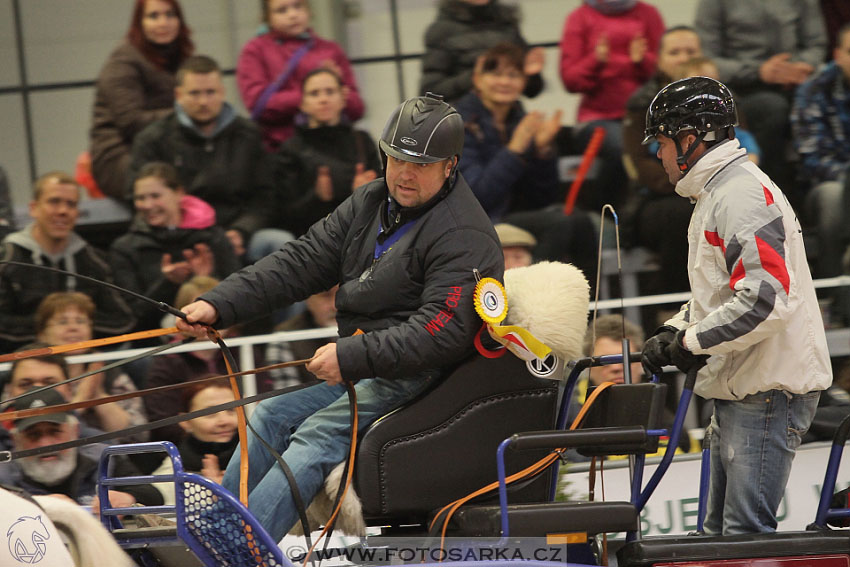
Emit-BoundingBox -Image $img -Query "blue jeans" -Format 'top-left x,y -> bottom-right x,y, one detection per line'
704,389 -> 819,535
222,372 -> 435,542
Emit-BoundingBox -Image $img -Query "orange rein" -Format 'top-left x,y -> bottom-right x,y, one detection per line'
0,327 -> 179,363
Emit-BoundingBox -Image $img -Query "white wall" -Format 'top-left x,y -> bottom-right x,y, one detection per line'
0,0 -> 699,211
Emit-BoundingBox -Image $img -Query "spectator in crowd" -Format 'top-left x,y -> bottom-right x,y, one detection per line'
110,162 -> 240,333
695,0 -> 826,208
145,276 -> 271,445
560,0 -> 664,211
821,0 -> 850,58
34,292 -> 147,443
420,0 -> 544,103
0,386 -> 162,509
585,314 -> 644,387
129,55 -> 286,262
0,165 -> 16,241
494,223 -> 536,270
237,0 -> 365,151
792,22 -> 850,326
266,285 -> 337,388
274,69 -> 381,237
151,379 -> 237,504
454,43 -> 597,280
0,348 -> 118,454
0,172 -> 135,352
90,0 -> 193,199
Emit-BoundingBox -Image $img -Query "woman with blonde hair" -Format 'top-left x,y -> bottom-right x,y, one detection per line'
35,292 -> 148,443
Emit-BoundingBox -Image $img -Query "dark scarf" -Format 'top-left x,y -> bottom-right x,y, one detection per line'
584,0 -> 638,15
180,434 -> 238,472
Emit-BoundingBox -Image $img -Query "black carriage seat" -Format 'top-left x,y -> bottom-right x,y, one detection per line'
353,352 -> 561,526
618,531 -> 850,567
450,381 -> 668,538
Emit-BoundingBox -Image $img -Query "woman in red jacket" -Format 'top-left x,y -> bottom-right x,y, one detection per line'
559,0 -> 664,211
237,0 -> 365,151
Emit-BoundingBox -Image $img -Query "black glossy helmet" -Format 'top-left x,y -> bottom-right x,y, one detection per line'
380,93 -> 464,164
642,76 -> 737,145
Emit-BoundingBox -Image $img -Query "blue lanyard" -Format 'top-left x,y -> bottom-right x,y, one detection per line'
374,218 -> 417,259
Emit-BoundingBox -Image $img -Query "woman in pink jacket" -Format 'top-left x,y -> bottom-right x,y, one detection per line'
559,0 -> 664,211
237,0 -> 365,151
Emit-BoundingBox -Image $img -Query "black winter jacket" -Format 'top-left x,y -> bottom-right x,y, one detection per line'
128,109 -> 275,238
109,217 -> 241,332
275,124 -> 381,236
420,0 -> 542,102
0,450 -> 163,507
203,175 -> 504,381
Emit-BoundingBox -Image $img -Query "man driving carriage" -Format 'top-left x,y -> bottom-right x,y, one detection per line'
176,92 -> 504,542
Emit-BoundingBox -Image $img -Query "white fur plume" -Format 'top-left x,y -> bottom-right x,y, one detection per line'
503,261 -> 589,364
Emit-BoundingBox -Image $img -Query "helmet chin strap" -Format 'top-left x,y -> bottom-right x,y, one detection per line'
673,131 -> 707,175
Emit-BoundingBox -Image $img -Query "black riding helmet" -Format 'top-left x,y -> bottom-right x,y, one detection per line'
379,92 -> 464,164
643,76 -> 738,144
643,76 -> 737,174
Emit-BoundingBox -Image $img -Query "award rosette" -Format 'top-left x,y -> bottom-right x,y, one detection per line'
473,277 -> 508,324
473,277 -> 551,362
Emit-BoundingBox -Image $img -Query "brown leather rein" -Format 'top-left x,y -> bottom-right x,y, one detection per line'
1,351 -> 313,423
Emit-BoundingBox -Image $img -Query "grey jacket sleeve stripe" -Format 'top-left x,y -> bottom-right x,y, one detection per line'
697,280 -> 776,349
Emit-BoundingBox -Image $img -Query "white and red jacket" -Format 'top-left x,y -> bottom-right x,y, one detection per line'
666,139 -> 831,400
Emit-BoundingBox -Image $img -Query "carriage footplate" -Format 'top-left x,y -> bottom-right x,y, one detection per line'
617,531 -> 850,567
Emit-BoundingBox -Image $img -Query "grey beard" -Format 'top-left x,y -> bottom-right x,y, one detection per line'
19,450 -> 78,487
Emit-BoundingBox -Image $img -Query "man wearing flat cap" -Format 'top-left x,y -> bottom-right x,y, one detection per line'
495,222 -> 537,270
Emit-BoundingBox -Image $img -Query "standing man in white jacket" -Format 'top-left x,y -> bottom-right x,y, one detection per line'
640,76 -> 831,535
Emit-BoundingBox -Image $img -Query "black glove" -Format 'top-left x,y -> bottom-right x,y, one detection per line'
665,329 -> 704,373
641,325 -> 677,376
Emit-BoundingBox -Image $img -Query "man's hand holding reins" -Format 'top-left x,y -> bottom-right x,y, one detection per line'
307,343 -> 343,385
176,300 -> 220,337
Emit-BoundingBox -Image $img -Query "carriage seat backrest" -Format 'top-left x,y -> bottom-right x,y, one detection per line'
354,353 -> 561,522
577,382 -> 668,457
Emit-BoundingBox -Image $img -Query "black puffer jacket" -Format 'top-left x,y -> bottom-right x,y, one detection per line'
109,214 -> 241,332
203,174 -> 504,381
275,124 -> 381,236
420,0 -> 542,102
128,107 -> 275,238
